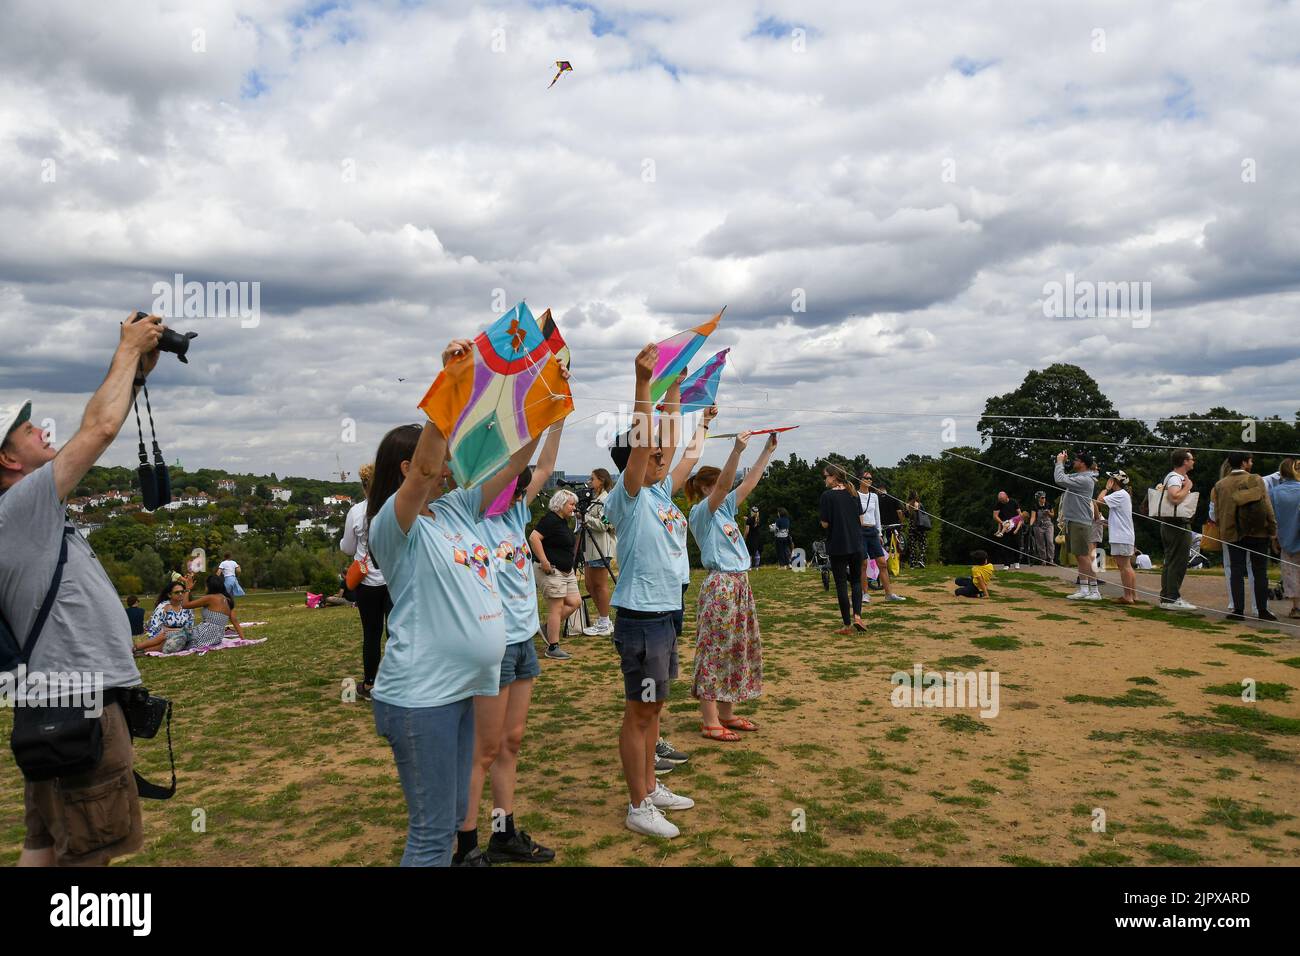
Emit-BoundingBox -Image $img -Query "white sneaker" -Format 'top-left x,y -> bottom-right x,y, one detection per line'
626,797 -> 679,837
1003,565 -> 1012,571
1012,563 -> 1021,570
650,780 -> 695,810
861,594 -> 871,604
887,593 -> 907,602
1170,598 -> 1196,610
582,618 -> 614,636
582,624 -> 602,636
1066,589 -> 1088,600
1083,591 -> 1103,601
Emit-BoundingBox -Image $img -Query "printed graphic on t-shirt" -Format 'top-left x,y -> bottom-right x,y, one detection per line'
493,538 -> 531,576
722,522 -> 741,544
453,543 -> 495,592
656,505 -> 684,535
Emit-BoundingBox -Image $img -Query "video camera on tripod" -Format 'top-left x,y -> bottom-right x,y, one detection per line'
556,477 -> 594,514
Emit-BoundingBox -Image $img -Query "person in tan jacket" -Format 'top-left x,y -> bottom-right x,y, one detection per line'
1211,451 -> 1278,622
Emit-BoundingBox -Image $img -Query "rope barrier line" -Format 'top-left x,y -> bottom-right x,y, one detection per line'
986,434 -> 1300,458
936,447 -> 1297,573
814,456 -> 1300,634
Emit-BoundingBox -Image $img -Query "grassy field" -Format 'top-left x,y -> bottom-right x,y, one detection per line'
2,563 -> 1299,866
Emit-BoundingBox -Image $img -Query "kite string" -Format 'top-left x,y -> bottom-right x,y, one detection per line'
813,457 -> 1300,633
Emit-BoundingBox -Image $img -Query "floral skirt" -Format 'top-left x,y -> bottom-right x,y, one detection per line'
692,571 -> 763,702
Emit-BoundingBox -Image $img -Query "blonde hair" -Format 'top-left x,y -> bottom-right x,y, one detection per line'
548,489 -> 578,513
359,462 -> 375,494
684,466 -> 721,504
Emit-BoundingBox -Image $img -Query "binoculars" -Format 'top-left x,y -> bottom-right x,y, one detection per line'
131,311 -> 197,363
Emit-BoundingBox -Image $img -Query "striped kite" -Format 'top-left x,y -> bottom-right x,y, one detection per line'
649,306 -> 724,403
549,61 -> 573,88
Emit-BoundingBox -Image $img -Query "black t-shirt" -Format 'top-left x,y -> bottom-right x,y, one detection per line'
819,488 -> 865,556
534,511 -> 576,572
877,492 -> 904,526
745,513 -> 762,544
997,499 -> 1021,521
125,605 -> 145,637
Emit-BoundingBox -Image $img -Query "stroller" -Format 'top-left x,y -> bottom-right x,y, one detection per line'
811,540 -> 832,591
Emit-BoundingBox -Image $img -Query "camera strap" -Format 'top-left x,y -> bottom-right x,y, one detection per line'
0,524 -> 74,670
132,700 -> 177,801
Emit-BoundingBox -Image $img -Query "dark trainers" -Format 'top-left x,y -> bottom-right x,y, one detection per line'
654,757 -> 675,775
356,681 -> 373,701
486,829 -> 555,864
451,847 -> 491,867
544,644 -> 572,660
655,738 -> 689,764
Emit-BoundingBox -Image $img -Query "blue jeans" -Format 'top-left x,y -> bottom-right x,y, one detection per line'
223,574 -> 246,597
372,697 -> 474,866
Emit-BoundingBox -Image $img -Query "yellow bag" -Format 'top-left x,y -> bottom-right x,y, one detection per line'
1200,520 -> 1222,553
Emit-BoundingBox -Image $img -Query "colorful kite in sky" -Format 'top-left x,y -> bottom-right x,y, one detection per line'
549,61 -> 573,88
649,306 -> 724,404
419,302 -> 574,489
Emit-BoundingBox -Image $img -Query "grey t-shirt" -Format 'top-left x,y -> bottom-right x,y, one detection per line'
1053,461 -> 1098,525
0,462 -> 141,689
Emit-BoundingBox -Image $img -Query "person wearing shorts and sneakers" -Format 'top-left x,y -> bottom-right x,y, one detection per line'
604,346 -> 695,839
531,487 -> 580,661
459,421 -> 565,865
858,471 -> 906,603
1,312 -> 166,866
581,468 -> 617,636
1098,471 -> 1137,604
1054,450 -> 1101,600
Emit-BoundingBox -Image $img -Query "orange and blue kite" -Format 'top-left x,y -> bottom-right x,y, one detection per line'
419,302 -> 574,489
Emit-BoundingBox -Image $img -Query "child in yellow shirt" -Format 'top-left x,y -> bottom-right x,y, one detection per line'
955,550 -> 995,598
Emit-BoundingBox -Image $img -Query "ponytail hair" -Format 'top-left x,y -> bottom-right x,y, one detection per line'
684,466 -> 722,504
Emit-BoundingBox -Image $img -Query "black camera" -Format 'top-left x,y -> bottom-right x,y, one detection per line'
131,311 -> 197,363
557,478 -> 594,514
123,685 -> 171,740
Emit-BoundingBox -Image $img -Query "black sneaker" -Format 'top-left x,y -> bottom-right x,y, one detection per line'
451,847 -> 491,867
357,682 -> 373,701
654,757 -> 674,775
486,829 -> 555,864
1257,610 -> 1279,622
655,738 -> 689,765
1225,612 -> 1246,622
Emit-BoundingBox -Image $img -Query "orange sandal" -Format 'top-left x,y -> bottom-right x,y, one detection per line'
720,716 -> 758,732
701,724 -> 741,742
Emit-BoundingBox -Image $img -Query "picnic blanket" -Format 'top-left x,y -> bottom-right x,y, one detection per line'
144,637 -> 267,658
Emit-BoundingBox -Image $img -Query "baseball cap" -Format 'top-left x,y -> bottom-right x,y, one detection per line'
1,399 -> 32,446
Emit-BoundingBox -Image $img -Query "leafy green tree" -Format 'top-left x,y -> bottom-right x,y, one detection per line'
128,547 -> 165,595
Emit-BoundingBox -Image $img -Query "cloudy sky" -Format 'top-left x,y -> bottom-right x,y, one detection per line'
3,0 -> 1298,481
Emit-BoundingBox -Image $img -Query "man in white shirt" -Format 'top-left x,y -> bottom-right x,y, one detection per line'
217,552 -> 245,597
1158,449 -> 1197,610
857,471 -> 905,603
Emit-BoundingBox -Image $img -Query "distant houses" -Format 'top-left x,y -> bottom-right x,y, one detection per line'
216,478 -> 237,493
322,494 -> 352,506
269,486 -> 292,502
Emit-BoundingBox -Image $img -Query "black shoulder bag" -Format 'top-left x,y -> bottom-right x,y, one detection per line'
3,527 -> 105,780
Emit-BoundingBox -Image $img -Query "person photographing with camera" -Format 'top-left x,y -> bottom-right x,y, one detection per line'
1,312 -> 169,866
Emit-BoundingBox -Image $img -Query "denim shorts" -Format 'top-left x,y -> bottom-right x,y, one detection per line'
861,527 -> 887,560
500,639 -> 541,687
612,610 -> 678,703
585,557 -> 613,569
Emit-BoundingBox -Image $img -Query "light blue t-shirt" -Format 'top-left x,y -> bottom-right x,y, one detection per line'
605,474 -> 686,612
479,498 -> 539,645
367,486 -> 506,708
689,490 -> 752,573
1269,479 -> 1300,553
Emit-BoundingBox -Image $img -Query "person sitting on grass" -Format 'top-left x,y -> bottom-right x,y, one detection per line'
125,594 -> 145,638
685,429 -> 778,743
136,580 -> 195,654
459,420 -> 564,865
954,550 -> 995,598
136,575 -> 243,653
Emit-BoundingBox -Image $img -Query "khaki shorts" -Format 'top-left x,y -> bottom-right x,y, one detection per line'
542,568 -> 579,599
23,701 -> 144,866
1066,520 -> 1093,555
1110,544 -> 1135,557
